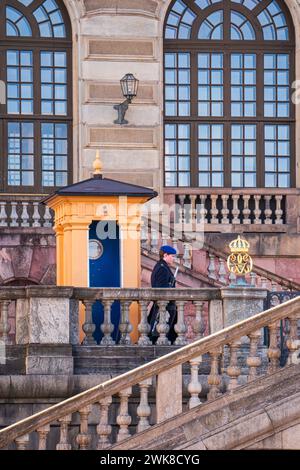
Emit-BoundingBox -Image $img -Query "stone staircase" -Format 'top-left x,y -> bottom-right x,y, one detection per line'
141,221 -> 300,291
112,363 -> 300,450
1,295 -> 300,450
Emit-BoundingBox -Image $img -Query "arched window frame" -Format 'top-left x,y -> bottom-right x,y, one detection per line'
163,0 -> 295,189
0,0 -> 72,194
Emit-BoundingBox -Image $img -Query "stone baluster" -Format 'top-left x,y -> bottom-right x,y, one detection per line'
43,206 -> 52,227
246,330 -> 262,381
174,301 -> 187,345
0,202 -> 8,227
37,424 -> 50,450
199,195 -> 207,224
188,355 -> 202,409
20,202 -> 30,227
116,387 -> 132,442
32,202 -> 41,227
56,415 -> 72,450
260,277 -> 268,289
10,202 -> 18,227
156,301 -> 170,345
0,300 -> 11,344
242,195 -> 251,224
178,194 -> 185,225
218,258 -> 227,284
253,195 -> 262,224
275,195 -> 283,224
267,321 -> 281,373
231,194 -> 240,224
15,434 -> 30,450
161,234 -> 169,247
190,194 -> 197,229
119,300 -> 132,345
250,272 -> 257,287
96,396 -> 112,450
227,340 -> 241,391
150,228 -> 159,254
286,316 -> 300,365
137,300 -> 151,346
76,405 -> 92,450
192,301 -> 205,340
210,195 -> 218,224
82,300 -> 96,345
141,216 -> 148,244
100,300 -> 115,346
172,238 -> 180,264
221,195 -> 229,224
183,242 -> 192,269
137,378 -> 152,433
207,348 -> 222,400
208,254 -> 217,280
264,195 -> 272,225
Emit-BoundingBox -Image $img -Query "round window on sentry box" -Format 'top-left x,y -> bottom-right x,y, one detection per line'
89,239 -> 104,260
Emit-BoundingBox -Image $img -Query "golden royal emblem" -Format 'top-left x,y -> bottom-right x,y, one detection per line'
227,235 -> 253,276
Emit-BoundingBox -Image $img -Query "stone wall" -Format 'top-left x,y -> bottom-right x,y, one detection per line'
0,230 -> 56,286
75,0 -> 163,194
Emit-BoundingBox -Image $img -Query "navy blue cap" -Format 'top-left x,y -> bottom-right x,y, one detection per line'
160,245 -> 177,254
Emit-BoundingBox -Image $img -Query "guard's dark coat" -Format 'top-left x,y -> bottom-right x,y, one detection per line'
148,259 -> 177,344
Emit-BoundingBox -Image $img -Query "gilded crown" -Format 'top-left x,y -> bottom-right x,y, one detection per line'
229,235 -> 250,253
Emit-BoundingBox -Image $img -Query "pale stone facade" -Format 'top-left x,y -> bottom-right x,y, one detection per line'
61,0 -> 300,191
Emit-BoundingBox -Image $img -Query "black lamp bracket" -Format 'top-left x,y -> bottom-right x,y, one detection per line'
113,98 -> 131,125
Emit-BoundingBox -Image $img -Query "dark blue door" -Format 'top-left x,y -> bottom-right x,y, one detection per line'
89,220 -> 120,343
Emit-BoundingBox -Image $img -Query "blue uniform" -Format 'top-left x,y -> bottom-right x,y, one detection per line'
148,259 -> 177,344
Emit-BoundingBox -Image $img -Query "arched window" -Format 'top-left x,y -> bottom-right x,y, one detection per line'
164,0 -> 295,188
0,0 -> 72,193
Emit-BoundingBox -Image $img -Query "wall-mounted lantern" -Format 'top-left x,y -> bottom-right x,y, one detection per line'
113,73 -> 139,125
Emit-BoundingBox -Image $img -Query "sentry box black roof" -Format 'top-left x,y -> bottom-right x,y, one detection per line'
43,174 -> 158,204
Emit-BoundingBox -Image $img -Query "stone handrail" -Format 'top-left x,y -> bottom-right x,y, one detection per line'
0,295 -> 299,449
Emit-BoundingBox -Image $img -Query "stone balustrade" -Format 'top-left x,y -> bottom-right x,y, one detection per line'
0,293 -> 299,450
163,189 -> 300,229
0,196 -> 53,228
74,287 -> 218,347
0,286 -> 220,349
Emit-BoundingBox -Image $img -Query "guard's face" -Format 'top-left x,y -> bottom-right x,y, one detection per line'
164,253 -> 175,265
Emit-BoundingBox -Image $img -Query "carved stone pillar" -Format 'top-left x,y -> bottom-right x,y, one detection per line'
138,300 -> 151,346
116,387 -> 132,442
188,356 -> 202,409
192,301 -> 205,340
76,405 -> 92,450
267,321 -> 281,373
37,424 -> 50,450
15,434 -> 30,450
156,301 -> 170,346
97,396 -> 112,450
82,300 -> 96,345
207,348 -> 222,400
227,340 -> 241,391
174,300 -> 187,345
100,300 -> 115,346
137,378 -> 152,433
119,300 -> 133,345
246,330 -> 262,381
56,415 -> 72,450
286,316 -> 300,365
